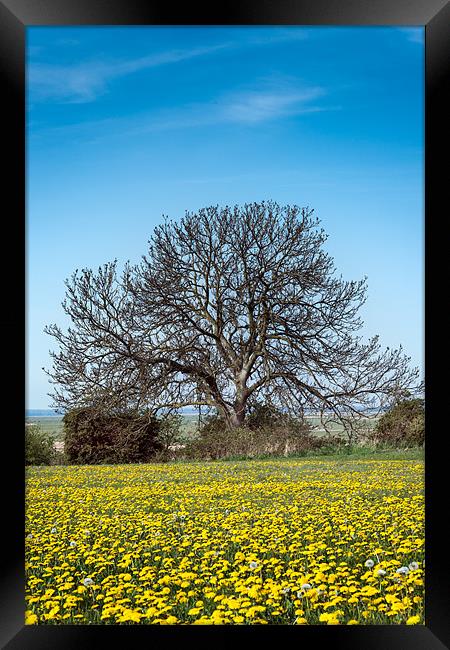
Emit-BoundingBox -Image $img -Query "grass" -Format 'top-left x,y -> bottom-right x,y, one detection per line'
251,447 -> 424,461
177,447 -> 424,465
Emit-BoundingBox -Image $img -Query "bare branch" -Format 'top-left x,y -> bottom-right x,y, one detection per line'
45,201 -> 421,430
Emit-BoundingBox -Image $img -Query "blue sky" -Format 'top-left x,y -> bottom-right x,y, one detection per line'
26,26 -> 424,409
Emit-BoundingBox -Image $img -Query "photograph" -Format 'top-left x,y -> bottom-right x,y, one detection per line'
23,24 -> 427,628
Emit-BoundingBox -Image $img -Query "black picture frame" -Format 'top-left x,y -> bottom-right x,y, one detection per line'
2,0 -> 448,648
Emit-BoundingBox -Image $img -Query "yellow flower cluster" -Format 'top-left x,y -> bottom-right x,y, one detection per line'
25,458 -> 424,625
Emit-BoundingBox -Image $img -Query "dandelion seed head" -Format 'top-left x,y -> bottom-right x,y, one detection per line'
396,566 -> 410,575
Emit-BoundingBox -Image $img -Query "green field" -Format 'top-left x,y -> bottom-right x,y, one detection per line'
26,413 -> 379,445
25,414 -> 202,443
26,417 -> 65,440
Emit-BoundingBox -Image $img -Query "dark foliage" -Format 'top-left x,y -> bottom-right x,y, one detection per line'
371,398 -> 425,447
63,407 -> 163,464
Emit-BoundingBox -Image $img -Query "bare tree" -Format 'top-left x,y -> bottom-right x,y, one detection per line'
45,201 -> 420,431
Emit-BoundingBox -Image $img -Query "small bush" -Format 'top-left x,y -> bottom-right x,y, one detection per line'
25,425 -> 54,466
371,398 -> 425,448
63,408 -> 164,464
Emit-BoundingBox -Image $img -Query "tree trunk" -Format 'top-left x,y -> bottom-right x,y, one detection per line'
227,376 -> 250,428
228,409 -> 246,428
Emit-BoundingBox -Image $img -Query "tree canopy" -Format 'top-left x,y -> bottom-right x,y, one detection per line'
45,201 -> 420,430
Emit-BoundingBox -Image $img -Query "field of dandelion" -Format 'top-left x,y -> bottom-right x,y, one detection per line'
25,457 -> 424,626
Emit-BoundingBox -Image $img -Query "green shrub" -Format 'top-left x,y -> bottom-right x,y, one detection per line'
371,398 -> 425,447
181,405 -> 325,460
25,425 -> 54,466
63,408 -> 164,464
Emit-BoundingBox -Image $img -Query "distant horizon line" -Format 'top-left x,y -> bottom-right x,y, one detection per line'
26,406 -> 389,416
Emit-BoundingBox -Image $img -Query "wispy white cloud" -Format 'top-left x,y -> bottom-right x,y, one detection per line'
28,43 -> 231,104
220,86 -> 325,124
115,74 -> 329,135
30,78 -> 336,144
27,29 -> 310,104
399,28 -> 424,45
29,62 -> 107,103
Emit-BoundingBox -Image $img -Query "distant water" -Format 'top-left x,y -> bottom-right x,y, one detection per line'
26,409 -> 62,417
